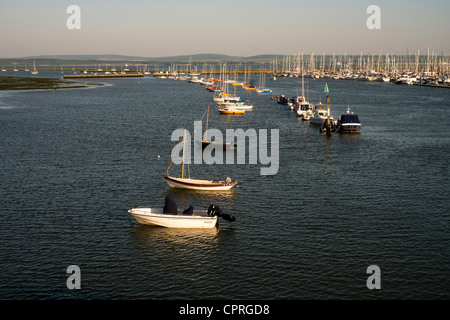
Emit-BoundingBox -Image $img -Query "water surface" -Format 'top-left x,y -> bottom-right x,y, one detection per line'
0,74 -> 448,299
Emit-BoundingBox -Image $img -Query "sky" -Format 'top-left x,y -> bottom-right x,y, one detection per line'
1,0 -> 449,58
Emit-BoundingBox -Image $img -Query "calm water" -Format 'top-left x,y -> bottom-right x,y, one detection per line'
0,73 -> 448,300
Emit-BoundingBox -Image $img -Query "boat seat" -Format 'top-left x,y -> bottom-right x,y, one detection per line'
182,205 -> 194,215
163,195 -> 177,214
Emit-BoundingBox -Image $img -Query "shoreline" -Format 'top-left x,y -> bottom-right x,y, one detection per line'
0,76 -> 103,91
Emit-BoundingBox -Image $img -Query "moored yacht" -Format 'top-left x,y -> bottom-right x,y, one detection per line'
310,108 -> 333,125
337,108 -> 361,133
295,97 -> 313,119
276,95 -> 289,105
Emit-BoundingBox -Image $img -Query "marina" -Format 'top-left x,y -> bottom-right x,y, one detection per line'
3,49 -> 450,89
63,73 -> 144,79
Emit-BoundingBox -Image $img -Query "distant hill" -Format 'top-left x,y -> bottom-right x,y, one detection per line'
0,53 -> 284,65
21,54 -> 151,61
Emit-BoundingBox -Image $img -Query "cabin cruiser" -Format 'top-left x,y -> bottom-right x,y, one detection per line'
337,108 -> 361,133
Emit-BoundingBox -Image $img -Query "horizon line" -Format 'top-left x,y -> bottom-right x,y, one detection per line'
2,49 -> 450,61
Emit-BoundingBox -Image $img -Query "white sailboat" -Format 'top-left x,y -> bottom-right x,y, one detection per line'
256,69 -> 272,94
221,101 -> 253,111
296,97 -> 313,120
295,61 -> 312,117
30,61 -> 38,75
164,129 -> 237,191
196,106 -> 236,149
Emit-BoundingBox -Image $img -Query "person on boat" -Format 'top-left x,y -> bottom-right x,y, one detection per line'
163,195 -> 177,214
163,195 -> 194,215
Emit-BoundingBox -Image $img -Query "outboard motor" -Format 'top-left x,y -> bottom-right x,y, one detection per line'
207,204 -> 236,222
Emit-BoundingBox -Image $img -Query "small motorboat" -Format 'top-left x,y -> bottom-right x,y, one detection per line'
310,109 -> 332,125
276,95 -> 289,105
128,196 -> 236,228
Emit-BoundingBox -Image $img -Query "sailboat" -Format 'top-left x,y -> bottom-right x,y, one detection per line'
295,58 -> 312,117
30,61 -> 38,75
164,129 -> 237,191
197,106 -> 236,149
256,69 -> 272,94
242,66 -> 256,90
218,107 -> 246,115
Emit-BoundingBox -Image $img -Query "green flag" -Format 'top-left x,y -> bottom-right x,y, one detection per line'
324,83 -> 329,93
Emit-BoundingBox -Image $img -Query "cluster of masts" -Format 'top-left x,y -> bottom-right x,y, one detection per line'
269,49 -> 450,86
152,49 -> 450,87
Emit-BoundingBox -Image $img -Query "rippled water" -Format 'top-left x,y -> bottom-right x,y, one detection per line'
0,74 -> 448,299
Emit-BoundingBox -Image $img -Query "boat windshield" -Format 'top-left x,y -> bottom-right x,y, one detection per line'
300,104 -> 311,110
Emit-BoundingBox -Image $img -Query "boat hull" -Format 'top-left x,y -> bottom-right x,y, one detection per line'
197,140 -> 236,149
164,175 -> 237,191
339,124 -> 361,133
338,110 -> 361,133
218,109 -> 245,115
128,208 -> 218,228
310,116 -> 328,125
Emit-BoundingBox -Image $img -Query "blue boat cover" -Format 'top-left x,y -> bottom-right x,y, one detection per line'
340,114 -> 360,123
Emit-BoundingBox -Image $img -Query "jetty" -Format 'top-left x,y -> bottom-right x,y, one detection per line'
63,73 -> 144,79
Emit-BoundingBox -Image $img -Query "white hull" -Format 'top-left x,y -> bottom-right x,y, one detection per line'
128,207 -> 218,228
218,108 -> 245,115
310,116 -> 327,124
301,114 -> 311,121
225,103 -> 253,110
297,110 -> 312,118
310,109 -> 333,125
214,96 -> 240,103
164,175 -> 237,191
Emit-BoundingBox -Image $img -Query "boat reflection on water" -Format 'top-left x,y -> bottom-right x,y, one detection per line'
167,187 -> 238,209
129,213 -> 236,247
130,222 -> 222,250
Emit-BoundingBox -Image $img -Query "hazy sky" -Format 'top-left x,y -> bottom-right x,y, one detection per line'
1,0 -> 449,57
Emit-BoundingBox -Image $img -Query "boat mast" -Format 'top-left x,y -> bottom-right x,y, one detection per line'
324,83 -> 331,136
205,106 -> 209,141
301,53 -> 304,97
326,95 -> 331,136
181,129 -> 186,178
